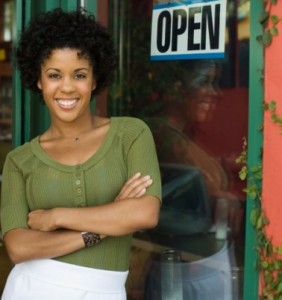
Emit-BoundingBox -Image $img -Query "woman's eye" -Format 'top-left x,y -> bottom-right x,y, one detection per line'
48,73 -> 60,79
75,73 -> 87,79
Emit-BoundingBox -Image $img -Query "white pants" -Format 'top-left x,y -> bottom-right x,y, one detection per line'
1,259 -> 128,300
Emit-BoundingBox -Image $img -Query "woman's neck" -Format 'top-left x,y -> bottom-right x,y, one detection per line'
46,115 -> 98,141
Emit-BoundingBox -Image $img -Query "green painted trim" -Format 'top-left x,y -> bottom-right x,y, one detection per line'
32,0 -> 60,12
108,1 -> 127,116
83,0 -> 97,14
81,0 -> 97,112
61,0 -> 78,11
12,0 -> 24,147
243,1 -> 264,299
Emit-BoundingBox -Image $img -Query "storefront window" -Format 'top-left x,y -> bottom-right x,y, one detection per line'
108,0 -> 249,299
0,0 -> 13,175
0,0 -> 14,295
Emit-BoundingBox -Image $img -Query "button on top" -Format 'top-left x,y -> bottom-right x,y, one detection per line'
73,170 -> 85,206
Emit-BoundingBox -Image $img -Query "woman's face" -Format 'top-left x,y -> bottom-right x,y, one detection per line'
183,62 -> 219,123
37,48 -> 96,124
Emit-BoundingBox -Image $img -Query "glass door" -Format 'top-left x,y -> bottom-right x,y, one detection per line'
107,1 -> 250,299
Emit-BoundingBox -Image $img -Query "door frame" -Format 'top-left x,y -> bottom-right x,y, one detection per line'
12,1 -> 263,299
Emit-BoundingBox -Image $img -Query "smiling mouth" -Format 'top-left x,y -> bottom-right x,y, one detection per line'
56,99 -> 78,109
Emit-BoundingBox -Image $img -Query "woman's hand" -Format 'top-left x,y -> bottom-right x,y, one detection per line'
115,172 -> 153,201
28,209 -> 58,231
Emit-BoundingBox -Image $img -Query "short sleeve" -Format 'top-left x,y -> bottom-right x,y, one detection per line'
0,154 -> 29,236
125,120 -> 162,202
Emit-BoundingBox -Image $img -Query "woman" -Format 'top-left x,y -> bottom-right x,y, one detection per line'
0,8 -> 161,300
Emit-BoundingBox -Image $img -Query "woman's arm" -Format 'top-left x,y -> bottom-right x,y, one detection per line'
29,194 -> 160,236
3,173 -> 153,264
27,172 -> 159,235
4,228 -> 85,264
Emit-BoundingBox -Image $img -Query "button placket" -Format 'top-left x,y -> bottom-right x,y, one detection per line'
73,166 -> 85,207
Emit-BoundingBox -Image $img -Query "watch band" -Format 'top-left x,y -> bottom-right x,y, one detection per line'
81,232 -> 101,247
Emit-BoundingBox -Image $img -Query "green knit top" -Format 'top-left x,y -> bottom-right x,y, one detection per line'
0,117 -> 162,271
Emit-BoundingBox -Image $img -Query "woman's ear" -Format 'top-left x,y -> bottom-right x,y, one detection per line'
37,79 -> 42,90
92,79 -> 97,91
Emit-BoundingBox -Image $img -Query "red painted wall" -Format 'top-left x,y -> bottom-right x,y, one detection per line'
263,2 -> 282,245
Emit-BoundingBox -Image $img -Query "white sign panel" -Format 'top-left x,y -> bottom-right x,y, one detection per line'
150,0 -> 227,61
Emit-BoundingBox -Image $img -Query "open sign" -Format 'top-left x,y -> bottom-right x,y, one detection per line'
150,0 -> 227,61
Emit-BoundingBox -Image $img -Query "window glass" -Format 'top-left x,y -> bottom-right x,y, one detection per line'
0,0 -> 13,175
0,5 -> 13,188
108,1 -> 249,299
0,0 -> 14,294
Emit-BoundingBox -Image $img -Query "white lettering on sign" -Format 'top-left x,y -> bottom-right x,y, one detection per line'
150,0 -> 227,61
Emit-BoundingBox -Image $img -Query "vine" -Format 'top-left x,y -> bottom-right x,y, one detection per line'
258,0 -> 281,46
237,137 -> 282,299
265,100 -> 282,130
238,0 -> 282,299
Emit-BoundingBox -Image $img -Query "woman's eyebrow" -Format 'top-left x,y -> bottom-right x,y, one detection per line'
44,67 -> 90,72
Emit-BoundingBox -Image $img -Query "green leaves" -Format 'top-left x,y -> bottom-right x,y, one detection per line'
273,246 -> 282,255
265,100 -> 282,127
271,15 -> 280,25
251,207 -> 261,226
239,166 -> 248,180
244,184 -> 258,200
262,29 -> 273,46
236,137 -> 248,180
257,8 -> 281,46
266,100 -> 277,112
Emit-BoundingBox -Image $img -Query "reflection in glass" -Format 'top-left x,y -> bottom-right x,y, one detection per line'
144,60 -> 230,200
108,1 -> 248,299
0,77 -> 12,141
3,0 -> 13,42
160,249 -> 183,300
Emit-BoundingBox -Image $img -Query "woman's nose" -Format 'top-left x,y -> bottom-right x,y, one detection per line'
60,78 -> 75,92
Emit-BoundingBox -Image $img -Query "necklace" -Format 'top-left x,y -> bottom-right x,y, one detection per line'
47,118 -> 110,143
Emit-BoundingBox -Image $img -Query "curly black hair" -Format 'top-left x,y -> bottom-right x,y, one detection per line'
15,8 -> 117,96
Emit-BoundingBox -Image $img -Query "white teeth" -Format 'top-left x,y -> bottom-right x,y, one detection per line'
57,99 -> 77,106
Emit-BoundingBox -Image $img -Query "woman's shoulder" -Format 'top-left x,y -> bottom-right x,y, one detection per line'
112,116 -> 151,132
5,137 -> 38,163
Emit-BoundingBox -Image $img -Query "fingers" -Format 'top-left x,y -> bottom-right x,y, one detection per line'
116,173 -> 153,201
27,209 -> 57,231
127,174 -> 153,198
118,172 -> 142,195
